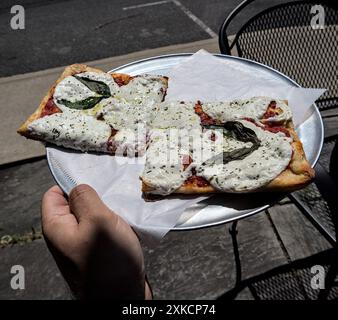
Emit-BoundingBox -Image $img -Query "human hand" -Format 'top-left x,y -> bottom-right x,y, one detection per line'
41,184 -> 152,300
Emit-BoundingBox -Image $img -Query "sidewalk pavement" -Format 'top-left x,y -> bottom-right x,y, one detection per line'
0,38 -> 219,166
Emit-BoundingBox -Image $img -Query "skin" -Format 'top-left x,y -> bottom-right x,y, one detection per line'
41,184 -> 152,300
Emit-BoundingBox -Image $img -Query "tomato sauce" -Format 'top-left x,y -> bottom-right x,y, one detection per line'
184,175 -> 209,187
194,102 -> 216,125
41,98 -> 61,117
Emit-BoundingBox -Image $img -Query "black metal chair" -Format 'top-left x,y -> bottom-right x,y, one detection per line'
219,0 -> 338,299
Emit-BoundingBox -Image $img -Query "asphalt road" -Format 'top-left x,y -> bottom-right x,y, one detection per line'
0,0 -> 282,76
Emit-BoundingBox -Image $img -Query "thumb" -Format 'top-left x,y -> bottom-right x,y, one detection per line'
69,184 -> 111,224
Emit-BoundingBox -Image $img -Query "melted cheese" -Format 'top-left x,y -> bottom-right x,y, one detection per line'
141,129 -> 193,195
53,72 -> 119,112
100,97 -> 153,130
141,127 -> 256,195
113,128 -> 147,156
77,71 -> 119,95
117,74 -> 166,105
28,111 -> 111,152
191,128 -> 252,165
202,97 -> 292,123
149,101 -> 201,130
99,98 -> 150,155
53,76 -> 98,111
197,120 -> 293,192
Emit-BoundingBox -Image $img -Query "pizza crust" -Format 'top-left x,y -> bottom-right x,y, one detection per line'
265,123 -> 315,191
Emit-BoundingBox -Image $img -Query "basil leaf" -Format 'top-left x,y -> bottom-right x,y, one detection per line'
57,96 -> 104,110
202,146 -> 257,166
201,124 -> 222,130
202,124 -> 232,138
202,121 -> 261,166
74,75 -> 111,98
223,121 -> 260,145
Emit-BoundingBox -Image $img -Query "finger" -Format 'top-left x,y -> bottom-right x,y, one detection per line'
41,185 -> 78,232
69,184 -> 112,224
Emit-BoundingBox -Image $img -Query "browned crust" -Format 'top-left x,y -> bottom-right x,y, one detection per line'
142,101 -> 314,194
111,73 -> 133,80
112,73 -> 169,88
265,122 -> 315,191
142,181 -> 216,194
111,73 -> 134,86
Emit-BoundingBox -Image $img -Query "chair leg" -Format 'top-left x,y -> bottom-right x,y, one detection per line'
229,221 -> 241,286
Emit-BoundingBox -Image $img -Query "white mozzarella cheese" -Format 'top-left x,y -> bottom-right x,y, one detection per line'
141,126 -> 256,195
197,120 -> 293,192
28,111 -> 111,152
53,76 -> 98,111
202,97 -> 292,123
112,128 -> 147,157
77,71 -> 119,95
53,72 -> 119,112
141,129 -> 193,195
100,97 -> 153,130
117,74 -> 166,105
149,101 -> 201,130
99,98 -> 150,155
190,128 -> 252,165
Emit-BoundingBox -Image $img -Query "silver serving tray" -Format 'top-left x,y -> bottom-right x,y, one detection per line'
47,53 -> 323,230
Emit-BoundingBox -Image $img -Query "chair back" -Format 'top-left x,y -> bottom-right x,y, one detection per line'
219,0 -> 338,110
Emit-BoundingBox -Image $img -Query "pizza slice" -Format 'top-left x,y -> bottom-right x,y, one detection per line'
17,64 -> 168,155
141,98 -> 314,195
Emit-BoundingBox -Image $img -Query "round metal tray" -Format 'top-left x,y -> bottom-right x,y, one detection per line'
47,53 -> 324,230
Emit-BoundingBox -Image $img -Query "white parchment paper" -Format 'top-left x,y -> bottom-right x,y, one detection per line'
48,50 -> 325,245
167,50 -> 325,126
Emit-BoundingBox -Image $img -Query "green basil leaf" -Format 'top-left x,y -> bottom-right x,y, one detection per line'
74,75 -> 111,98
202,146 -> 257,166
57,96 -> 104,110
202,121 -> 261,166
223,121 -> 260,145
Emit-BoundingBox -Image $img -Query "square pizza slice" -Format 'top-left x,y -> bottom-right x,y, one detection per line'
17,64 -> 168,155
141,98 -> 314,195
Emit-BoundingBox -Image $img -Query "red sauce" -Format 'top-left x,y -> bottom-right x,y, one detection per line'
106,127 -> 118,152
160,87 -> 167,102
185,175 -> 209,187
210,132 -> 216,141
262,100 -> 278,119
113,77 -> 126,87
41,98 -> 61,117
242,117 -> 290,137
243,117 -> 256,124
194,102 -> 216,125
264,125 -> 290,137
182,155 -> 193,170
